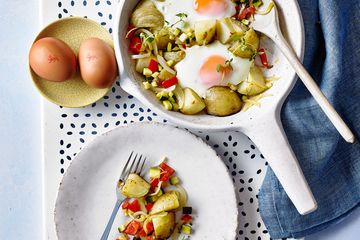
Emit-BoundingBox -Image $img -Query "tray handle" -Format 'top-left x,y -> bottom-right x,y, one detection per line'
243,113 -> 317,215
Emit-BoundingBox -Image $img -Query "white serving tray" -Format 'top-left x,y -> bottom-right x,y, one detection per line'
41,1 -> 287,239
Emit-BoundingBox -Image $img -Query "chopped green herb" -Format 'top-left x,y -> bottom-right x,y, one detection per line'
171,12 -> 188,27
216,58 -> 233,72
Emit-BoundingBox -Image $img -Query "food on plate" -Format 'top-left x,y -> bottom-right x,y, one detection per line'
121,173 -> 151,198
127,0 -> 275,116
29,37 -> 77,82
78,37 -> 117,89
130,0 -> 164,30
194,19 -> 217,45
117,159 -> 194,240
181,87 -> 205,115
237,65 -> 267,96
205,86 -> 242,116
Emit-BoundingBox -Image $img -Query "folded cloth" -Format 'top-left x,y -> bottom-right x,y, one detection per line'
258,0 -> 360,238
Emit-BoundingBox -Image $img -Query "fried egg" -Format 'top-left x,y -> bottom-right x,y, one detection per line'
152,0 -> 236,28
175,41 -> 252,97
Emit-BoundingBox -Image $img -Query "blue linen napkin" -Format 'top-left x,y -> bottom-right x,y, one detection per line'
258,0 -> 360,238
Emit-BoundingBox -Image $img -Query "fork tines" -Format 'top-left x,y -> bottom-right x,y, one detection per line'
119,151 -> 146,183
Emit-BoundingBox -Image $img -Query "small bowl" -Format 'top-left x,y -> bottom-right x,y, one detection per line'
29,17 -> 114,108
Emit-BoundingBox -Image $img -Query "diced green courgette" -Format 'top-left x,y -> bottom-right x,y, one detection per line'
118,224 -> 126,233
170,176 -> 180,185
181,224 -> 192,234
149,167 -> 161,179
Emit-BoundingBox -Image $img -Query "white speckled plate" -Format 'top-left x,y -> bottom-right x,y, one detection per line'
54,122 -> 238,240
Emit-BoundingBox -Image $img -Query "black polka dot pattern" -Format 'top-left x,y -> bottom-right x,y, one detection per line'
53,1 -> 281,239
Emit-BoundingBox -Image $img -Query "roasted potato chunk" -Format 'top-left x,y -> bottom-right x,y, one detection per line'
238,65 -> 267,96
135,56 -> 156,73
163,51 -> 185,64
121,173 -> 150,198
150,191 -> 180,215
216,18 -> 245,44
205,86 -> 242,116
131,0 -> 164,30
194,19 -> 217,45
155,27 -> 174,50
158,69 -> 175,81
180,88 -> 206,115
152,212 -> 176,239
229,28 -> 259,58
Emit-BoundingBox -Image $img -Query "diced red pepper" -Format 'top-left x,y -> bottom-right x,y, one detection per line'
160,162 -> 175,176
148,59 -> 159,73
122,200 -> 130,210
145,221 -> 154,234
181,214 -> 193,223
139,229 -> 147,237
145,203 -> 154,213
126,199 -> 141,212
160,172 -> 171,182
161,76 -> 178,88
126,25 -> 136,39
146,234 -> 156,240
150,178 -> 160,192
232,5 -> 241,18
123,220 -> 142,236
159,162 -> 175,182
258,48 -> 272,69
129,36 -> 142,54
238,6 -> 256,20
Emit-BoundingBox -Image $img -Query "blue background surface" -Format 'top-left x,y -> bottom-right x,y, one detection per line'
0,0 -> 358,239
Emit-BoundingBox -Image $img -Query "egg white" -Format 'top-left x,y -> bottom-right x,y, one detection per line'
152,0 -> 236,28
175,41 -> 252,98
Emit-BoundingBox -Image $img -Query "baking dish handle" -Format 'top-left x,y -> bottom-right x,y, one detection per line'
242,114 -> 317,215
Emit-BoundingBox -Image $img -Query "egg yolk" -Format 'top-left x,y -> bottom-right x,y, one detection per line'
194,0 -> 228,16
199,55 -> 231,86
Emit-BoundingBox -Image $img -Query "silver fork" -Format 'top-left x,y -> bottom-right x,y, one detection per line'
100,151 -> 146,240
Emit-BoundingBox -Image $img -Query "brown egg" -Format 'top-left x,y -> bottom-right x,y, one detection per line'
29,37 -> 77,82
78,38 -> 118,89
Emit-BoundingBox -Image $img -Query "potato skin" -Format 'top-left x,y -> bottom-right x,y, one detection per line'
130,0 -> 164,30
152,212 -> 176,239
180,88 -> 206,115
205,86 -> 242,116
121,173 -> 150,198
229,28 -> 259,58
150,191 -> 180,215
194,19 -> 217,45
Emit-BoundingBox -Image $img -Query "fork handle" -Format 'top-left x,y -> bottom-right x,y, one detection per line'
100,201 -> 121,240
268,23 -> 355,143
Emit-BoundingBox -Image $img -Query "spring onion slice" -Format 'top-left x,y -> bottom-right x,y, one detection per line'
129,211 -> 148,222
153,85 -> 177,93
125,27 -> 138,39
135,28 -> 158,55
256,1 -> 275,15
131,52 -> 151,59
157,55 -> 177,75
175,185 -> 188,208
